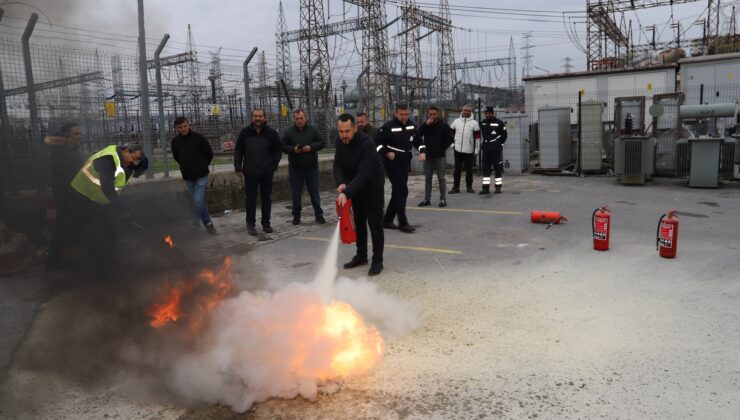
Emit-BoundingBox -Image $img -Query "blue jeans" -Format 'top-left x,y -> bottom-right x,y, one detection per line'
288,166 -> 324,219
244,171 -> 274,227
184,175 -> 212,227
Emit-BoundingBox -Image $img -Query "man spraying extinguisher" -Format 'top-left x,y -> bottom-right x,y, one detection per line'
334,114 -> 386,276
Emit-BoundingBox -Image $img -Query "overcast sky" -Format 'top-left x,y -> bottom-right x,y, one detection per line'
0,0 -> 734,88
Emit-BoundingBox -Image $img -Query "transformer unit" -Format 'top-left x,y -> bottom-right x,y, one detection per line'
500,113 -> 529,173
537,107 -> 571,169
614,135 -> 656,184
579,100 -> 604,171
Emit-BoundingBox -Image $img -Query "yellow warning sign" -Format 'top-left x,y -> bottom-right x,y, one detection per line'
281,104 -> 288,117
104,100 -> 116,117
728,73 -> 734,79
207,104 -> 221,116
647,83 -> 653,91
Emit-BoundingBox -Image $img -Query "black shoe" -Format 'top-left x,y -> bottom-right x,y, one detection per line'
383,222 -> 399,230
418,200 -> 431,207
479,186 -> 490,195
368,261 -> 383,276
343,255 -> 368,269
205,222 -> 216,234
292,217 -> 301,225
495,186 -> 502,194
315,215 -> 326,224
262,225 -> 273,234
247,225 -> 258,236
449,187 -> 460,194
399,224 -> 416,233
467,187 -> 475,193
438,200 -> 447,208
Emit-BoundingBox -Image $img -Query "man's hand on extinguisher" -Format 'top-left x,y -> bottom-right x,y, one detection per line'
337,183 -> 347,193
336,192 -> 348,206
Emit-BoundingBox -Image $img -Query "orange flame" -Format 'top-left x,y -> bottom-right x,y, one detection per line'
163,235 -> 175,248
146,256 -> 233,330
321,301 -> 384,378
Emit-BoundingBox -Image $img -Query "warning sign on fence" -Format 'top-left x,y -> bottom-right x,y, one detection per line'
104,100 -> 116,117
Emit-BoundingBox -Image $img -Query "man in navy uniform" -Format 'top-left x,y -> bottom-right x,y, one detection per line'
374,103 -> 425,233
479,106 -> 507,195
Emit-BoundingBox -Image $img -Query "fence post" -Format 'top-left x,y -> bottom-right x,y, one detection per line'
21,13 -> 39,149
0,8 -> 12,197
155,34 -> 170,178
137,0 -> 154,178
243,47 -> 258,116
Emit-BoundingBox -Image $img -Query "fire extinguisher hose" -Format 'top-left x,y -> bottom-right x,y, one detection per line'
656,214 -> 666,250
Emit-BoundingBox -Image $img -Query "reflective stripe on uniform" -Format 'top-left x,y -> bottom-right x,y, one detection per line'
391,127 -> 403,132
494,178 -> 503,185
405,125 -> 415,130
387,145 -> 406,152
376,145 -> 384,152
482,177 -> 491,185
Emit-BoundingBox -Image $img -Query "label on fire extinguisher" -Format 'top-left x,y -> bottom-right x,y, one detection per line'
659,223 -> 673,247
593,217 -> 608,240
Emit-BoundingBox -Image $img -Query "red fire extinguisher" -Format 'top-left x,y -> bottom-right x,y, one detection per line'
530,210 -> 567,225
656,210 -> 679,258
336,199 -> 356,244
592,206 -> 610,251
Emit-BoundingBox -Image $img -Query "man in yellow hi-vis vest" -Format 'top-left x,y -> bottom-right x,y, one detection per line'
71,142 -> 148,278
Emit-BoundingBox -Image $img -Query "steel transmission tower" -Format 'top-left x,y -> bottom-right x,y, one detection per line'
347,0 -> 392,122
437,0 -> 456,103
707,0 -> 720,53
508,36 -> 517,91
276,1 -> 294,88
521,31 -> 533,78
258,51 -> 269,109
400,1 -> 424,106
186,24 -> 202,115
299,0 -> 332,125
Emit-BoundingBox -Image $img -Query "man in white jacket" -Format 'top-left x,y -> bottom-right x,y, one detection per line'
449,104 -> 480,193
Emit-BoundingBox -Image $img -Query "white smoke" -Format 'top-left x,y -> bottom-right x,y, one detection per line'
163,227 -> 419,412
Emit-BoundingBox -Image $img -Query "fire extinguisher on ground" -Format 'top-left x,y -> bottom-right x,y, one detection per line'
592,206 -> 610,251
336,199 -> 356,244
656,210 -> 679,258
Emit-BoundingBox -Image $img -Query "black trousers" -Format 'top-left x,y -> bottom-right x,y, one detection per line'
244,171 -> 274,226
81,198 -> 118,279
481,147 -> 503,186
453,150 -> 475,189
383,155 -> 410,226
353,187 -> 384,263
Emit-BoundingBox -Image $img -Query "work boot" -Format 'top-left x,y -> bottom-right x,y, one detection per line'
449,187 -> 460,194
495,185 -> 502,194
479,186 -> 490,195
262,224 -> 274,234
205,222 -> 217,234
292,216 -> 301,225
343,255 -> 368,269
438,199 -> 447,208
399,224 -> 416,233
368,261 -> 383,276
247,225 -> 258,236
418,199 -> 431,207
315,215 -> 326,224
466,186 -> 475,193
383,222 -> 399,230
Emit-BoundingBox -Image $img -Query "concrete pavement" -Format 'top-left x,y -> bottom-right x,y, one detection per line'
1,174 -> 739,419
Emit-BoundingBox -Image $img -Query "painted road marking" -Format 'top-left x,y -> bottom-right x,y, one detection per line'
408,207 -> 522,215
295,236 -> 462,255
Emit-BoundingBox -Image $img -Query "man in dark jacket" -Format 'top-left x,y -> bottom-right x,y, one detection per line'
171,116 -> 216,234
375,103 -> 425,233
234,109 -> 282,236
356,112 -> 378,138
479,106 -> 508,195
45,121 -> 84,270
417,106 -> 453,208
281,109 -> 325,225
334,113 -> 385,276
